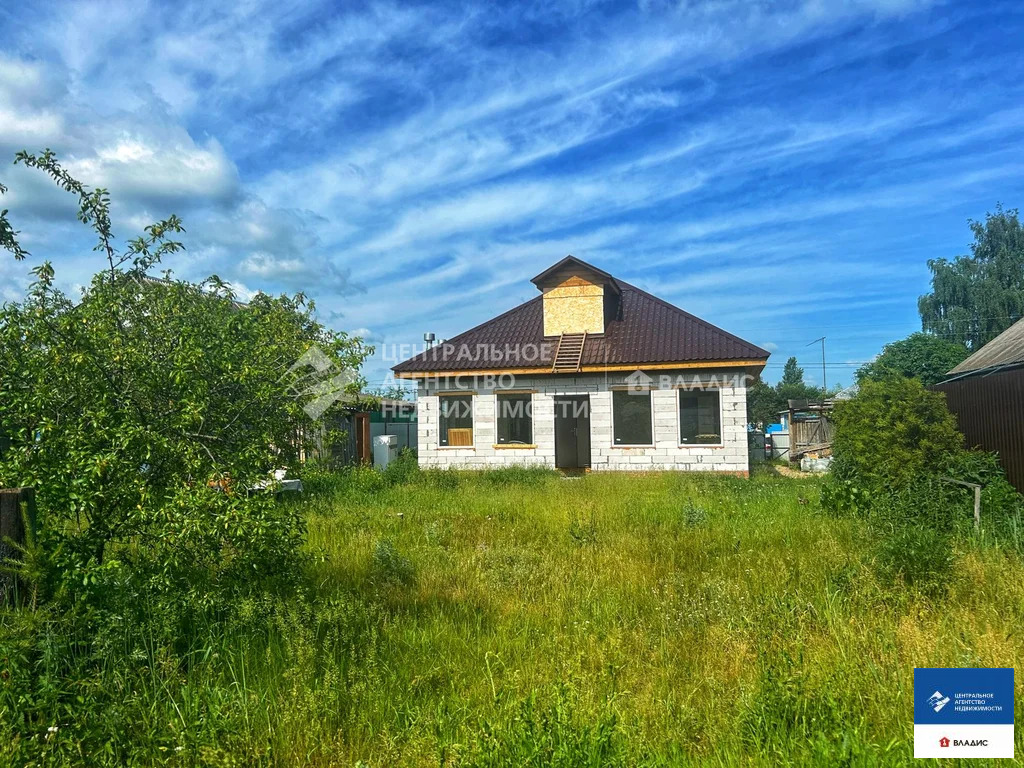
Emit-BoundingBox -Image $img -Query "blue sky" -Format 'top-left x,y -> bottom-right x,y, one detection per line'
1,0 -> 1023,390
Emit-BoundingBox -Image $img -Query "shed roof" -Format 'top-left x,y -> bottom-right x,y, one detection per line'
393,258 -> 769,375
947,317 -> 1024,375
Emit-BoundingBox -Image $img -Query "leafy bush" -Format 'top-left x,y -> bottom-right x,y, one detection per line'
0,155 -> 369,639
825,378 -> 1024,551
944,451 -> 1024,547
381,448 -> 420,485
818,460 -> 873,518
829,378 -> 962,495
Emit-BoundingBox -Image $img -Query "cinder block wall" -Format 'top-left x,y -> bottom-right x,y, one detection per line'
416,370 -> 750,474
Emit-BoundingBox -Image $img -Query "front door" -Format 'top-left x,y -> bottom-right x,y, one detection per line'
554,395 -> 591,469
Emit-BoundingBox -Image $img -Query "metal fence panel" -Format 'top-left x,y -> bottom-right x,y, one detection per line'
934,368 -> 1024,491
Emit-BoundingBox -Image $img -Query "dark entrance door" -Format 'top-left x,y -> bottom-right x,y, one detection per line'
554,395 -> 591,469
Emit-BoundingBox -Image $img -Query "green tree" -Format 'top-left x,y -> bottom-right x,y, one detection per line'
919,204 -> 1024,350
0,151 -> 371,612
856,332 -> 969,386
745,357 -> 832,428
780,356 -> 804,387
776,355 -> 826,403
745,379 -> 784,429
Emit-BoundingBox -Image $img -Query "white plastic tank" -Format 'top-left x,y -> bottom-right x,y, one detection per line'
373,434 -> 399,469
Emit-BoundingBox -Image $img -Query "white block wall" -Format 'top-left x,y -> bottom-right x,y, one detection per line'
415,370 -> 751,474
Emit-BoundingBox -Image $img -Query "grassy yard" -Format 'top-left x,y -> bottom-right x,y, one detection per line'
5,466 -> 1023,766
264,467 -> 1023,765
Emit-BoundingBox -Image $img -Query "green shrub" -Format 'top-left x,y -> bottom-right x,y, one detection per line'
943,451 -> 1024,549
0,154 -> 370,635
830,378 -> 962,494
826,377 -> 1024,551
381,447 -> 419,485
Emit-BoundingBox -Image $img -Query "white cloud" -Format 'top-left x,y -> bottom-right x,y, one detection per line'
67,134 -> 238,205
2,0 -> 1000,392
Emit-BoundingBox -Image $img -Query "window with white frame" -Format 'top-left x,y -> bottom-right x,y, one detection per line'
679,390 -> 721,444
612,389 -> 653,445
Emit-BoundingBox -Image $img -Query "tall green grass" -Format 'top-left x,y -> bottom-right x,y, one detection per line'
2,464 -> 1022,765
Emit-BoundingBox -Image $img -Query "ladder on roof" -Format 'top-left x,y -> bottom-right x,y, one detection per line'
552,331 -> 586,373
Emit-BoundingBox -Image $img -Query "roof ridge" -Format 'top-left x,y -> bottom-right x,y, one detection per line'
617,280 -> 770,358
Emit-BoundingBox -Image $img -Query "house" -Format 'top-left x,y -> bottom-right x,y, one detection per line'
933,318 -> 1024,491
392,256 -> 769,473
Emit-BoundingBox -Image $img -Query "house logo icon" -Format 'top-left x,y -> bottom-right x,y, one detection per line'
939,737 -> 950,748
625,370 -> 652,394
928,691 -> 951,713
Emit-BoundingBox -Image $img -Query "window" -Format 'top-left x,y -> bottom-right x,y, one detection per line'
679,390 -> 721,444
439,394 -> 473,446
496,393 -> 533,444
612,389 -> 653,445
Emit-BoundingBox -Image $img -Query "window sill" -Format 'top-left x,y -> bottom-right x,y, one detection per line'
492,443 -> 537,449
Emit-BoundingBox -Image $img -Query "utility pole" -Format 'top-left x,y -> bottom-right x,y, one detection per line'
806,336 -> 826,401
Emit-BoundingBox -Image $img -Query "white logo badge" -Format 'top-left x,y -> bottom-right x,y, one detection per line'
928,691 -> 951,713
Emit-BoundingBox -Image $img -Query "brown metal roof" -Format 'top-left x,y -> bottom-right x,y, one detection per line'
393,265 -> 769,374
948,317 -> 1024,375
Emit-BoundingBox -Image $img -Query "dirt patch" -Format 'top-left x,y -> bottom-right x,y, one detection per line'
773,464 -> 815,479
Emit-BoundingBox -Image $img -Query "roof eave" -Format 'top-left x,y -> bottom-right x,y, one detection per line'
393,358 -> 768,379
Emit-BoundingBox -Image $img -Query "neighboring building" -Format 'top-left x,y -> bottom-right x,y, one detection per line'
392,256 -> 769,473
781,399 -> 835,460
934,318 -> 1024,491
313,398 -> 417,466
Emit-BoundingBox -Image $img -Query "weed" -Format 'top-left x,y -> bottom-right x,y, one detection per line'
680,499 -> 708,526
370,539 -> 416,587
872,524 -> 953,597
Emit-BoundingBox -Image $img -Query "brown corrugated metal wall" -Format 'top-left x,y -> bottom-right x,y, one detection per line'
934,367 -> 1024,491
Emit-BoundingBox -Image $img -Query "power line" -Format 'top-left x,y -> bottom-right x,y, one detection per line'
723,314 -> 1024,332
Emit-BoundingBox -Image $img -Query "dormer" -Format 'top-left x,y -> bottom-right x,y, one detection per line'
531,256 -> 621,337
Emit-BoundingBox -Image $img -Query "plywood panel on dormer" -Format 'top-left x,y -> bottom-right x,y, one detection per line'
543,274 -> 604,336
